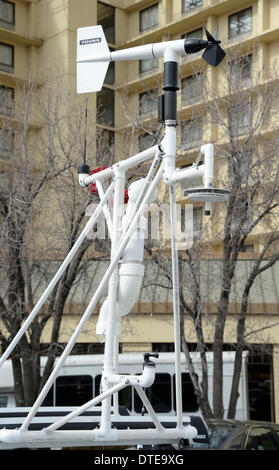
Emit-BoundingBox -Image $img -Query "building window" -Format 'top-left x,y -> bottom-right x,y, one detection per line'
97,87 -> 114,127
181,119 -> 202,150
96,128 -> 114,162
140,3 -> 158,33
181,73 -> 203,105
182,0 -> 202,13
0,41 -> 14,73
182,27 -> 203,40
231,100 -> 252,136
0,85 -> 14,115
229,54 -> 252,89
139,132 -> 156,152
0,1 -> 15,30
239,244 -> 254,253
229,7 -> 252,40
139,58 -> 158,75
0,128 -> 13,159
97,1 -> 115,44
0,395 -> 8,407
105,60 -> 114,85
139,89 -> 158,117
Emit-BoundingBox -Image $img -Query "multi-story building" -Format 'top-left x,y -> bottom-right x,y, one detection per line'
1,0 -> 279,422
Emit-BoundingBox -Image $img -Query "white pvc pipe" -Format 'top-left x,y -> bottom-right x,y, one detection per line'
100,166 -> 125,434
20,165 -> 163,431
169,184 -> 183,430
0,426 -> 197,449
0,181 -> 115,369
96,262 -> 144,335
95,180 -> 113,238
134,385 -> 164,431
76,39 -> 186,64
97,173 -> 158,335
82,145 -> 158,186
167,164 -> 205,185
106,365 -> 155,388
202,143 -> 214,188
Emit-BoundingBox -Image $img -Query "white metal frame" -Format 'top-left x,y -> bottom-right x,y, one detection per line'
0,26 -> 229,450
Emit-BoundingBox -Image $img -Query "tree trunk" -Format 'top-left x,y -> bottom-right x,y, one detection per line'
227,343 -> 243,418
12,355 -> 25,407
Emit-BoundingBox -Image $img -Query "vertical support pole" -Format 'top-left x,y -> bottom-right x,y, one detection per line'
169,184 -> 183,429
163,47 -> 183,429
100,165 -> 125,432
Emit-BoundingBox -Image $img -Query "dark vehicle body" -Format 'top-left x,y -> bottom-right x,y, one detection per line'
205,419 -> 279,450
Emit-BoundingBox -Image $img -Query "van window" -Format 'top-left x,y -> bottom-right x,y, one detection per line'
56,375 -> 93,406
42,385 -> 54,406
0,395 -> 8,407
173,373 -> 199,412
95,374 -> 102,405
134,373 -> 172,413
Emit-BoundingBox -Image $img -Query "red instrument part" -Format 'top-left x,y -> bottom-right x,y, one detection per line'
88,166 -> 107,194
89,167 -> 129,203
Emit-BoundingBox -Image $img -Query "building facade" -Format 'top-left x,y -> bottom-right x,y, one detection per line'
0,0 -> 279,422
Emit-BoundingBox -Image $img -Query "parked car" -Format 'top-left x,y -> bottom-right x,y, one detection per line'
204,419 -> 279,450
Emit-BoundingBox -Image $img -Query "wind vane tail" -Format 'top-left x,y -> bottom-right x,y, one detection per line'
77,25 -> 110,93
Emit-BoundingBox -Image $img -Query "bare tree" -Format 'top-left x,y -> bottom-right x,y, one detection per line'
0,73 -> 112,406
120,44 -> 279,419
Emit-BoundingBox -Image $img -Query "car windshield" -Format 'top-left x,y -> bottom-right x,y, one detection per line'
207,422 -> 237,449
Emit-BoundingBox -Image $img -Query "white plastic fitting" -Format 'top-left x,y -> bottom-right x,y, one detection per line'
79,173 -> 90,188
96,262 -> 144,334
96,178 -> 157,335
106,364 -> 156,389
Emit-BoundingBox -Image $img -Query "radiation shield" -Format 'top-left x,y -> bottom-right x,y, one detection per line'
77,25 -> 110,93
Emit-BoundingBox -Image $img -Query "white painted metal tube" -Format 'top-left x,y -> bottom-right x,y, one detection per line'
106,365 -> 155,389
0,181 -> 115,369
0,426 -> 197,449
121,149 -> 162,236
96,263 -> 144,334
95,180 -> 113,238
100,166 -> 125,434
134,385 -> 164,431
202,143 -> 214,188
167,164 -> 205,185
76,39 -> 186,64
43,381 -> 127,433
82,145 -> 158,185
169,184 -> 183,429
20,163 -> 164,432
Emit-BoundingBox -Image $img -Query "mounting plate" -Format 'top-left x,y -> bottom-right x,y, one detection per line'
185,187 -> 230,202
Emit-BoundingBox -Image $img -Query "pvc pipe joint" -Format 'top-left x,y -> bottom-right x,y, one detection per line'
106,364 -> 156,389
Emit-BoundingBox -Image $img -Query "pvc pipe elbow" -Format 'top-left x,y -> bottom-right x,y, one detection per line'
79,173 -> 89,188
96,262 -> 144,335
138,365 -> 156,388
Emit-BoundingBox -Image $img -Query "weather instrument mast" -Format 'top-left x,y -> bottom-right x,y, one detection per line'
0,24 -> 229,449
